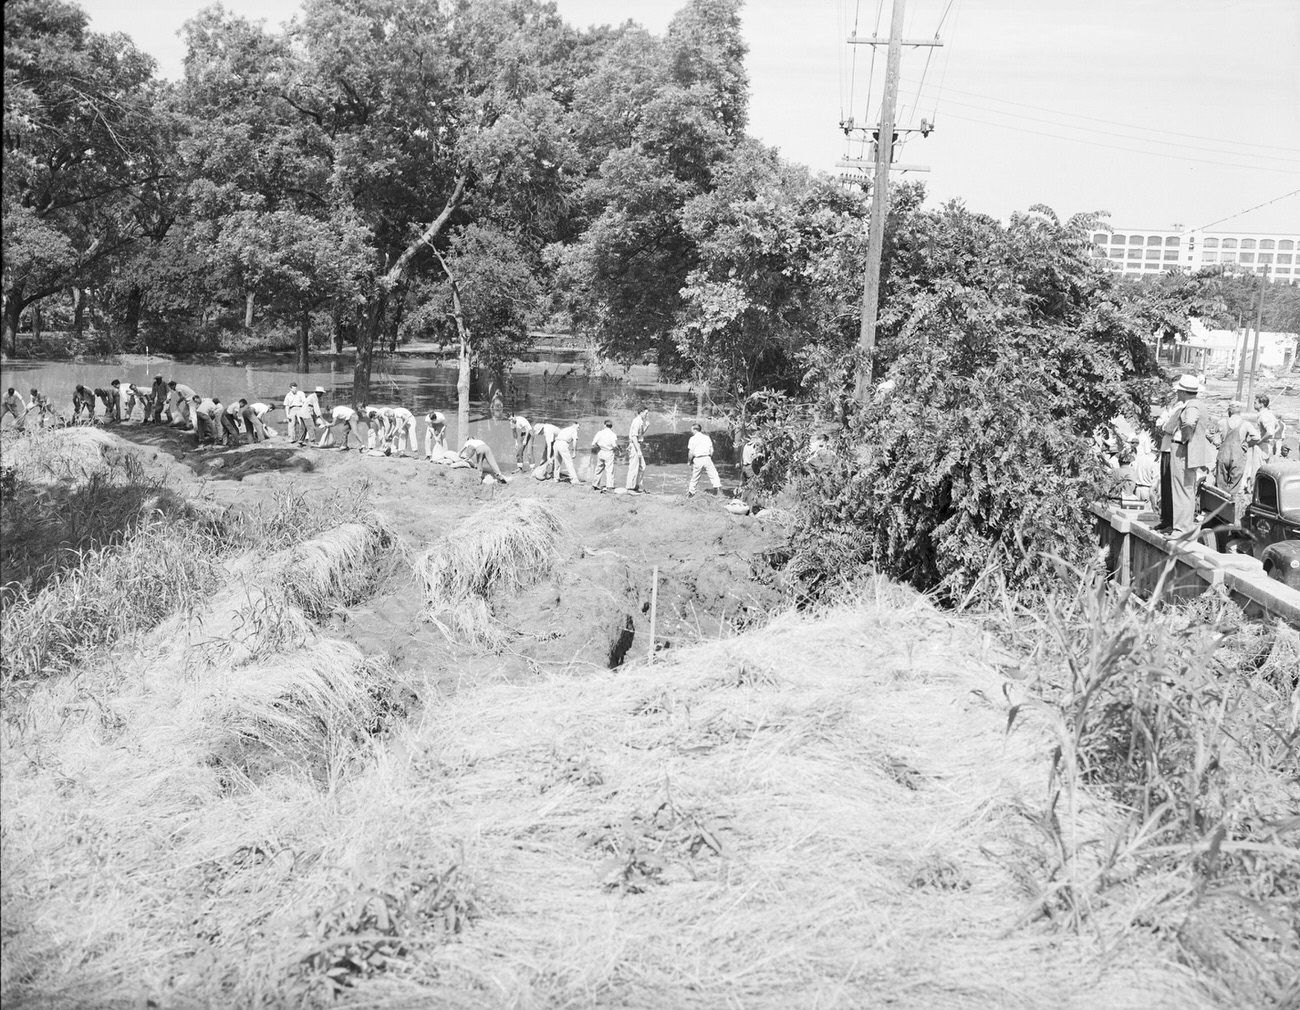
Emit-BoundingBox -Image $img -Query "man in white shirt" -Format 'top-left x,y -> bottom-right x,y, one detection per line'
363,405 -> 396,453
547,422 -> 581,483
533,421 -> 560,468
304,386 -> 328,434
168,381 -> 197,428
320,404 -> 362,450
625,406 -> 649,493
510,414 -> 533,471
2,388 -> 26,429
221,399 -> 247,445
686,423 -> 721,497
284,383 -> 308,444
192,395 -> 221,445
460,438 -> 509,483
425,410 -> 448,458
389,406 -> 419,456
590,419 -> 618,492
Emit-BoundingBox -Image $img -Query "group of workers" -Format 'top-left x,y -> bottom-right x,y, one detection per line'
3,377 -> 741,497
1100,375 -> 1290,534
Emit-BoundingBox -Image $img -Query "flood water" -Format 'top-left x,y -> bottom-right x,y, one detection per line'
0,353 -> 742,482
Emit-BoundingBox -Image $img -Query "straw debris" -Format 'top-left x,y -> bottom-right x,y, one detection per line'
414,497 -> 565,646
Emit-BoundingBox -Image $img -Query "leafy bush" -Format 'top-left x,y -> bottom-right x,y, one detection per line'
772,351 -> 1106,602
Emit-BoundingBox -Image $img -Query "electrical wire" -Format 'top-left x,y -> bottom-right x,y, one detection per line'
899,82 -> 1300,165
1192,189 -> 1300,232
901,78 -> 1300,156
935,109 -> 1300,174
844,0 -> 862,126
928,0 -> 960,122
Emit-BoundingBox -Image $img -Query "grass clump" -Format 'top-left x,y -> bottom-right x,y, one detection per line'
997,568 -> 1300,1007
414,497 -> 565,647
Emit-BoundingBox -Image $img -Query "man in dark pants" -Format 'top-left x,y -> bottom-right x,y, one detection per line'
1159,374 -> 1215,535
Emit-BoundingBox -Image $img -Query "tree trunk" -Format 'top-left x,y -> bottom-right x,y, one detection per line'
352,173 -> 468,407
124,285 -> 141,345
244,290 -> 255,330
298,309 -> 310,373
332,305 -> 346,354
2,292 -> 20,358
351,294 -> 385,406
457,322 -> 471,451
72,287 -> 85,338
31,301 -> 43,342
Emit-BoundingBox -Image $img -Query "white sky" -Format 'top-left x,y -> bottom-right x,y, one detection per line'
79,0 -> 1300,234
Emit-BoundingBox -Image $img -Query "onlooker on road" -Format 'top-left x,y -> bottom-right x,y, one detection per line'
1159,374 -> 1215,534
1214,401 -> 1259,496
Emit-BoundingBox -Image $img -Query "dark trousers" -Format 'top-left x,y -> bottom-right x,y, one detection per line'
1159,451 -> 1173,530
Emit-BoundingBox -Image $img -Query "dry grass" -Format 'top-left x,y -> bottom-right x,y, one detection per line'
414,497 -> 565,647
987,571 -> 1300,1009
2,575 -> 1231,1010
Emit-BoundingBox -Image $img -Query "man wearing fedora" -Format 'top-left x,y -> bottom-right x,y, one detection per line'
1158,374 -> 1215,534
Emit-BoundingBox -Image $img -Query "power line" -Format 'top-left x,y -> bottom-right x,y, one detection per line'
903,85 -> 1300,165
902,78 -> 1300,156
927,0 -> 959,122
936,109 -> 1300,174
1192,188 -> 1300,232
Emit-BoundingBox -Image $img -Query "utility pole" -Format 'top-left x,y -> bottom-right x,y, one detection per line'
1234,269 -> 1268,402
1244,267 -> 1270,408
844,0 -> 940,403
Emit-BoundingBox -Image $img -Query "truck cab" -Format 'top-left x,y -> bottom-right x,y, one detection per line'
1207,461 -> 1300,588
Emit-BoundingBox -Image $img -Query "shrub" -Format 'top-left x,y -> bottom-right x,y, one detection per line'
775,348 -> 1106,603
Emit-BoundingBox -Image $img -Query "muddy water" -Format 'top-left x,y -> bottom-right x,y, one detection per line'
0,354 -> 743,486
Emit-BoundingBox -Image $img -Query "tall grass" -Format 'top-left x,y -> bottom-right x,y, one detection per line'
996,566 -> 1300,1006
0,520 -> 224,686
1,425 -> 386,686
414,498 -> 565,647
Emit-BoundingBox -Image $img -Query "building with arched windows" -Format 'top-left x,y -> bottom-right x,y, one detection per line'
1089,227 -> 1299,282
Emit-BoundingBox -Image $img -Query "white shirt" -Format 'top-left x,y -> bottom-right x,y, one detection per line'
284,389 -> 306,413
427,411 -> 446,425
688,432 -> 714,460
330,405 -> 357,422
742,441 -> 762,466
556,424 -> 578,450
252,402 -> 272,417
392,407 -> 416,426
511,415 -> 531,435
535,422 -> 560,445
592,428 -> 618,453
629,414 -> 648,443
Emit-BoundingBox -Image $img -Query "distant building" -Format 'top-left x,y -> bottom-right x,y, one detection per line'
1090,226 -> 1299,282
1170,318 -> 1298,372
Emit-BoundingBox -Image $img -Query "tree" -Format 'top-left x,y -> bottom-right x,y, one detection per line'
403,224 -> 540,440
772,200 -> 1171,601
3,0 -> 164,355
554,0 -> 750,373
672,141 -> 868,397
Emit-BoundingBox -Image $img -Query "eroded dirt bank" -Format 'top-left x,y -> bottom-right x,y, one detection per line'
108,421 -> 784,687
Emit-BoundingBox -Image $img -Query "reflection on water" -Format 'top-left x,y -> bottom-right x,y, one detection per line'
0,355 -> 737,470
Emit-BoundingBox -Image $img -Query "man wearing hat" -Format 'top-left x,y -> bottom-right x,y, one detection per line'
303,386 -> 328,443
1159,374 -> 1215,534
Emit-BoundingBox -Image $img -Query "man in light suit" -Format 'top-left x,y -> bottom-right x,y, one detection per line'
1160,374 -> 1216,535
